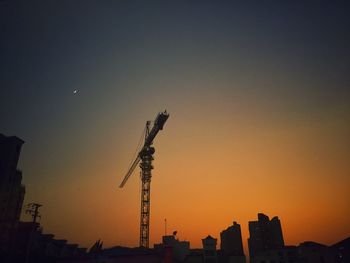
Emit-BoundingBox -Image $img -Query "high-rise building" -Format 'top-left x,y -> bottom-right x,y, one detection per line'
248,213 -> 284,259
0,134 -> 26,258
220,221 -> 246,263
220,221 -> 244,256
202,235 -> 218,263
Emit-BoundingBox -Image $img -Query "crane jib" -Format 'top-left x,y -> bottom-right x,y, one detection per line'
119,111 -> 169,187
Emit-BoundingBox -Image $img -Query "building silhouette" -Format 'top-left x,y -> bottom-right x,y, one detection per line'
0,134 -> 26,260
1,133 -> 86,263
154,232 -> 190,262
202,235 -> 218,263
220,221 -> 246,263
248,213 -> 284,259
332,237 -> 350,263
12,222 -> 86,263
297,241 -> 337,263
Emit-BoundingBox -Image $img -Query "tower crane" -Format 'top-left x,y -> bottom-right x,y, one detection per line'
119,110 -> 169,248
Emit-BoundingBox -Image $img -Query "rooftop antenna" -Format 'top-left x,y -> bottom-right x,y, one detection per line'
26,203 -> 42,223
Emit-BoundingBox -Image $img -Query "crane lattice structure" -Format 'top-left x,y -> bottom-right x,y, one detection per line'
119,110 -> 169,248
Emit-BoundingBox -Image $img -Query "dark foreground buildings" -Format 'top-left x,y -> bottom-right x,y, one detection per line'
248,213 -> 348,263
248,213 -> 285,258
0,134 -> 86,263
0,134 -> 26,260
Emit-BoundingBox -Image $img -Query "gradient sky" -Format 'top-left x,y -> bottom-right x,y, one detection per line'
1,1 -> 349,252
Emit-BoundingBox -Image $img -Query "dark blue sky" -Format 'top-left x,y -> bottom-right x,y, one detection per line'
1,2 -> 349,136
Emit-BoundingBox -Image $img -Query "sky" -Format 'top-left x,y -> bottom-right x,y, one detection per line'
1,0 -> 350,252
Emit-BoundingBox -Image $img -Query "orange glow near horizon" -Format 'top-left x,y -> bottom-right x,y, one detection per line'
19,98 -> 350,253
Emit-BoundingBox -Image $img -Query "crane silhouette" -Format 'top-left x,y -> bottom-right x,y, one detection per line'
119,110 -> 169,248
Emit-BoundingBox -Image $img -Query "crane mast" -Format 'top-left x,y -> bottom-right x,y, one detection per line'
119,111 -> 169,248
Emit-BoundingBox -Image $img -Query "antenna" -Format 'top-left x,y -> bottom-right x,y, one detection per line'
26,203 -> 42,223
165,218 -> 167,236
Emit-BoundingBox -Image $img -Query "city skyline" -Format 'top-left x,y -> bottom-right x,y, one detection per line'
1,0 -> 349,254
